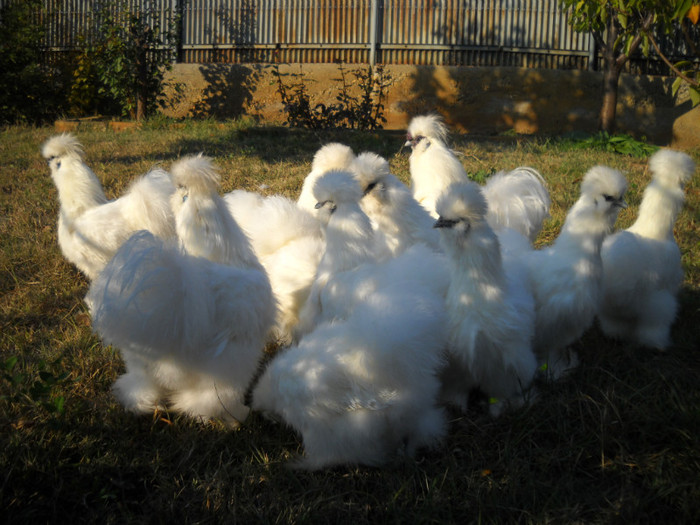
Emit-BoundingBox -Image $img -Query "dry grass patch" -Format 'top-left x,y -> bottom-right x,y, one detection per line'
1,120 -> 699,523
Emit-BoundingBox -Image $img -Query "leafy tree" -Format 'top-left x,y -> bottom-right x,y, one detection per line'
0,0 -> 68,123
559,0 -> 699,132
71,1 -> 180,120
643,2 -> 700,107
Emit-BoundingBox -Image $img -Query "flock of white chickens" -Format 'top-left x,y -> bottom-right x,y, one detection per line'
42,114 -> 696,469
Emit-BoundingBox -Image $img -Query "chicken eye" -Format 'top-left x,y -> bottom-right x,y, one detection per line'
363,181 -> 378,196
314,200 -> 335,211
182,194 -> 188,203
603,195 -> 614,202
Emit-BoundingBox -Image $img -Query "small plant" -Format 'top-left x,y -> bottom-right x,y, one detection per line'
559,131 -> 659,158
273,63 -> 391,130
2,356 -> 74,416
272,65 -> 326,129
471,168 -> 496,185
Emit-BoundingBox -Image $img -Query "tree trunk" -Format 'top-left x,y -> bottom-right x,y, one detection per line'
599,62 -> 622,133
598,18 -> 620,133
134,27 -> 150,121
597,13 -> 654,133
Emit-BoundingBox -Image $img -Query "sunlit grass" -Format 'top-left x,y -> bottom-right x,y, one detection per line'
1,120 -> 698,523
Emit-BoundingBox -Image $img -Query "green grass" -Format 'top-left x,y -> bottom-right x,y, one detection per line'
1,120 -> 699,523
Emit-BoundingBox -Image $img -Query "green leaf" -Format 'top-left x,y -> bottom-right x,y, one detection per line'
673,0 -> 694,19
672,76 -> 684,97
618,13 -> 628,29
690,87 -> 700,107
53,396 -> 66,414
4,356 -> 18,372
623,35 -> 634,55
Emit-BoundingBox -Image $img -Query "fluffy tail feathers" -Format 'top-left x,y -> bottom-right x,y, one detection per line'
648,149 -> 696,190
122,168 -> 176,239
483,166 -> 551,243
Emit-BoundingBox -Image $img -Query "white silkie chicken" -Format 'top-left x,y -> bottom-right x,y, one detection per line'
87,155 -> 276,425
293,170 -> 394,338
434,182 -> 537,415
599,149 -> 696,349
224,189 -> 325,343
521,165 -> 628,379
42,133 -> 176,280
351,151 -> 441,255
296,142 -> 357,213
404,114 -> 550,243
252,170 -> 449,469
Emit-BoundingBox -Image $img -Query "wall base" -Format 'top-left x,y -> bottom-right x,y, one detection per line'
162,64 -> 699,149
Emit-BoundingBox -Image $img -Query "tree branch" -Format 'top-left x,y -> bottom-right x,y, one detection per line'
644,27 -> 700,88
615,12 -> 655,68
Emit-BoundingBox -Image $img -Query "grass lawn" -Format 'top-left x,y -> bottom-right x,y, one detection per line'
1,119 -> 699,523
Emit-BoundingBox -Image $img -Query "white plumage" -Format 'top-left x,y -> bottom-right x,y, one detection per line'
405,114 -> 550,243
252,290 -> 448,469
224,189 -> 325,343
351,151 -> 441,255
297,142 -> 357,213
599,149 -> 696,349
482,166 -> 551,244
86,155 -> 276,425
405,115 -> 467,218
252,170 -> 449,468
434,182 -> 537,415
294,170 -> 392,338
521,165 -> 628,379
42,133 -> 176,280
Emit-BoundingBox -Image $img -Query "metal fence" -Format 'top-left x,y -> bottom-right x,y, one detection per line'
7,0 -> 698,73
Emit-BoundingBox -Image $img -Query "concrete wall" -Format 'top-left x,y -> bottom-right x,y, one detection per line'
162,63 -> 700,149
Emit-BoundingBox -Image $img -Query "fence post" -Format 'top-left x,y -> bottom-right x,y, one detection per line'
588,35 -> 597,71
369,0 -> 379,66
176,0 -> 185,63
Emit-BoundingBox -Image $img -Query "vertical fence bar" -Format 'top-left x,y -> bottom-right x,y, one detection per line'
369,0 -> 378,66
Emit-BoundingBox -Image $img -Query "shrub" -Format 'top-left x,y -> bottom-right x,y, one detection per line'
273,64 -> 391,130
0,0 -> 69,123
69,0 -> 180,120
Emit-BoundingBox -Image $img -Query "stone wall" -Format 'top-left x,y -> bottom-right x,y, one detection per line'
162,63 -> 699,149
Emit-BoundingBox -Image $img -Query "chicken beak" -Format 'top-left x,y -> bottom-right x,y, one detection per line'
616,199 -> 628,209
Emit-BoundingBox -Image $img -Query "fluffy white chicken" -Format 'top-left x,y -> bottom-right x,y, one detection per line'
293,170 -> 393,338
252,289 -> 448,469
224,189 -> 325,343
252,170 -> 449,469
599,149 -> 696,349
351,151 -> 441,255
434,182 -> 537,415
42,133 -> 176,280
86,155 -> 276,424
296,142 -> 357,213
404,114 -> 550,243
521,165 -> 628,379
